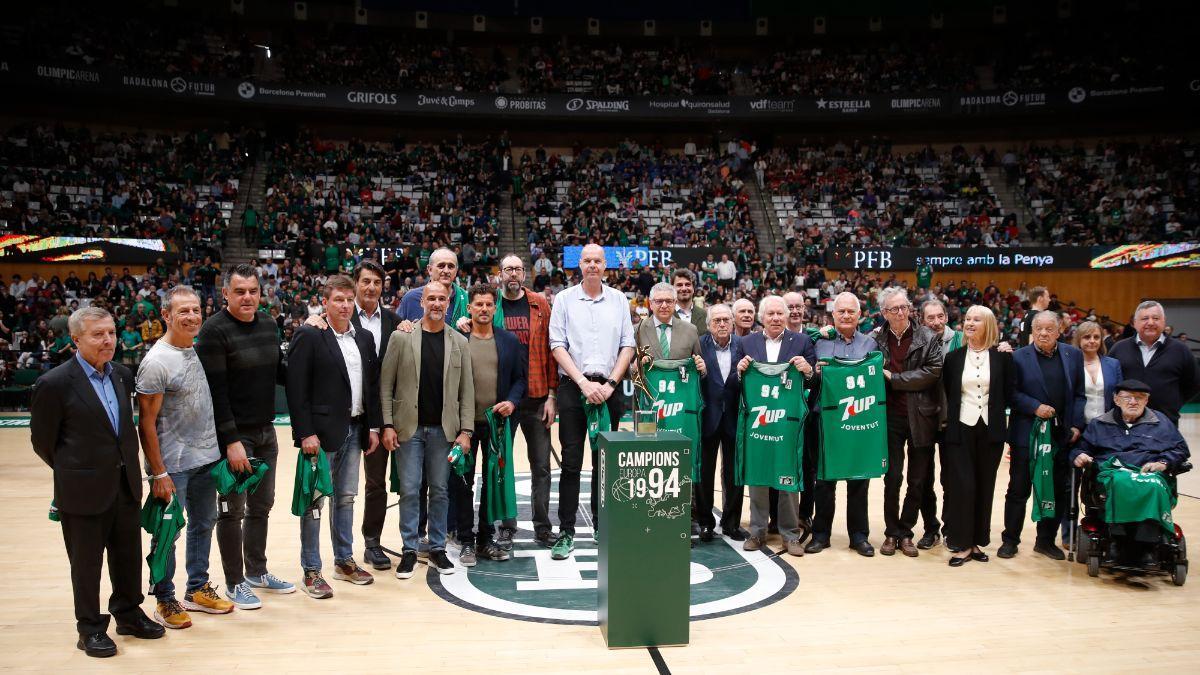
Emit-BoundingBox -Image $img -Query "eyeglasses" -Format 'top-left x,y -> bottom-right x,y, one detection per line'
501,266 -> 525,274
651,298 -> 675,305
883,306 -> 910,315
1116,394 -> 1149,404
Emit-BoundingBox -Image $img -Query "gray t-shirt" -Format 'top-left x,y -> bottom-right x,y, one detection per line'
136,340 -> 221,473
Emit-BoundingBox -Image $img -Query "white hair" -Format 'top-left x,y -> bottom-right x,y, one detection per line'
833,291 -> 861,313
758,295 -> 787,322
1135,300 -> 1164,319
1032,310 -> 1060,329
68,306 -> 113,336
706,303 -> 733,326
649,282 -> 676,300
876,286 -> 908,308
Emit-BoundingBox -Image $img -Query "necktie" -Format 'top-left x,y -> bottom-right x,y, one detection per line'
657,323 -> 669,357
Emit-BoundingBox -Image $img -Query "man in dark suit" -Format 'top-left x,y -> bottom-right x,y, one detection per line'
287,275 -> 383,598
1001,310 -> 1086,561
1108,300 -> 1199,426
31,307 -> 164,657
736,295 -> 817,556
699,304 -> 747,541
306,260 -> 401,569
452,284 -> 528,566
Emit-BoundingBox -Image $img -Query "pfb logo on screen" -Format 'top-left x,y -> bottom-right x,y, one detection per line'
562,245 -> 674,269
852,250 -> 892,269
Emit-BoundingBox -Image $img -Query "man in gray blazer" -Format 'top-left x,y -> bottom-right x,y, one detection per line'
380,281 -> 474,578
637,283 -> 707,366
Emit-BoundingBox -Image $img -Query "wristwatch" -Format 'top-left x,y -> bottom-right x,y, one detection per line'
606,378 -> 618,388
459,429 -> 474,438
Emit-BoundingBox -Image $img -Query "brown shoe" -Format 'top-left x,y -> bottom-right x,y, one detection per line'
743,535 -> 765,552
880,537 -> 898,556
332,560 -> 374,585
785,540 -> 805,557
899,537 -> 919,557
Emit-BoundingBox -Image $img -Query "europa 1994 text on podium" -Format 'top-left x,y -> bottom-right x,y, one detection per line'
597,430 -> 692,649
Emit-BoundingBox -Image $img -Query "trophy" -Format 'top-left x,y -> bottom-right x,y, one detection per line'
630,345 -> 658,436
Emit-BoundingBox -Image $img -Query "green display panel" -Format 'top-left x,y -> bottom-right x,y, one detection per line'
597,430 -> 692,649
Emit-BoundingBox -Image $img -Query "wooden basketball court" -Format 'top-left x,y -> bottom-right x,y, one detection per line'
2,416 -> 1197,674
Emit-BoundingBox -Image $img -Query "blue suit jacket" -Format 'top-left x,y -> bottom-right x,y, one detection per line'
1097,355 -> 1123,415
480,327 -> 528,410
699,333 -> 745,438
1009,343 -> 1087,448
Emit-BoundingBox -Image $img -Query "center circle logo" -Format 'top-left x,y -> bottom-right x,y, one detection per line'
170,77 -> 187,93
237,81 -> 256,99
1068,87 -> 1086,104
1002,90 -> 1019,106
565,97 -> 584,112
494,96 -> 508,110
428,470 -> 798,624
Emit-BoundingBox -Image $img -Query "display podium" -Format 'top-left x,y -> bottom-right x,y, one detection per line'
597,430 -> 692,649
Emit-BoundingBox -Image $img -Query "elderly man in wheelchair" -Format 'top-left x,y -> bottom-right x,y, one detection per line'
1068,379 -> 1191,584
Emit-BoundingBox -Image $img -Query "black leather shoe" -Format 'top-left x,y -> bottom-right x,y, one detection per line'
723,527 -> 750,541
1033,541 -> 1066,561
948,555 -> 972,568
364,546 -> 391,570
115,616 -> 165,640
797,518 -> 813,545
997,542 -> 1018,559
970,550 -> 990,562
699,527 -> 715,543
77,633 -> 116,658
850,540 -> 875,557
917,532 -> 941,550
804,539 -> 830,554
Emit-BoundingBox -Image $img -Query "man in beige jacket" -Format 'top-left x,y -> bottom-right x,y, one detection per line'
381,281 -> 473,578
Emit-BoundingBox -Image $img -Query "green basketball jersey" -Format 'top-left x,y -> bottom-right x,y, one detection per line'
817,352 -> 888,481
644,358 -> 705,482
736,362 -> 807,492
1096,457 -> 1177,535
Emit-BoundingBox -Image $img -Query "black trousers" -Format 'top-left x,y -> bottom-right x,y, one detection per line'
700,429 -> 742,531
798,421 -> 819,524
216,424 -> 279,586
361,434 -> 394,549
1002,443 -> 1069,546
449,418 -> 515,545
941,421 -> 1005,550
882,410 -> 935,540
557,376 -> 623,535
515,396 -> 555,537
59,478 -> 146,635
920,443 -> 942,536
812,479 -> 870,545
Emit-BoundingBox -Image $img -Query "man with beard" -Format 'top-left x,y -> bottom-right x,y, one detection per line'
673,269 -> 707,337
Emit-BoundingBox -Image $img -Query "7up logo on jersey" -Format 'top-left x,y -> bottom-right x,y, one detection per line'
655,400 -> 684,419
750,406 -> 786,428
430,470 -> 797,624
838,369 -> 876,421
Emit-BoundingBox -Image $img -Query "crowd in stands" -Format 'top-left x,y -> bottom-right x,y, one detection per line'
5,12 -> 255,78
5,9 -> 1182,99
274,28 -> 506,92
515,138 -> 758,292
0,124 -> 252,262
257,131 -> 508,277
1015,139 -> 1198,245
515,42 -> 728,96
762,138 -> 1016,253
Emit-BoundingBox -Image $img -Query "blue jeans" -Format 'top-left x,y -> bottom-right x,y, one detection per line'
152,460 -> 220,602
300,424 -> 362,571
399,425 -> 451,553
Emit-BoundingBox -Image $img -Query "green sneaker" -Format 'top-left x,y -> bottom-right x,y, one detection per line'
550,533 -> 575,560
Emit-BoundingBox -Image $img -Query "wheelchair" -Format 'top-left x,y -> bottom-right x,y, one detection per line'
1069,460 -> 1190,586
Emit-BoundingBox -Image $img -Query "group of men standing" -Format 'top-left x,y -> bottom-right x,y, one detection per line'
30,240 -> 1199,657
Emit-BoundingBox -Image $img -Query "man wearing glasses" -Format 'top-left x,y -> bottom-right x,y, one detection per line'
871,288 -> 943,559
494,254 -> 558,547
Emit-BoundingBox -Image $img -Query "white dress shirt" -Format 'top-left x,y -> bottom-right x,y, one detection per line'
1138,334 -> 1165,366
712,337 -> 733,382
548,282 -> 636,377
959,348 -> 991,426
764,332 -> 784,363
355,301 -> 383,355
1084,363 -> 1106,422
332,324 -> 364,417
